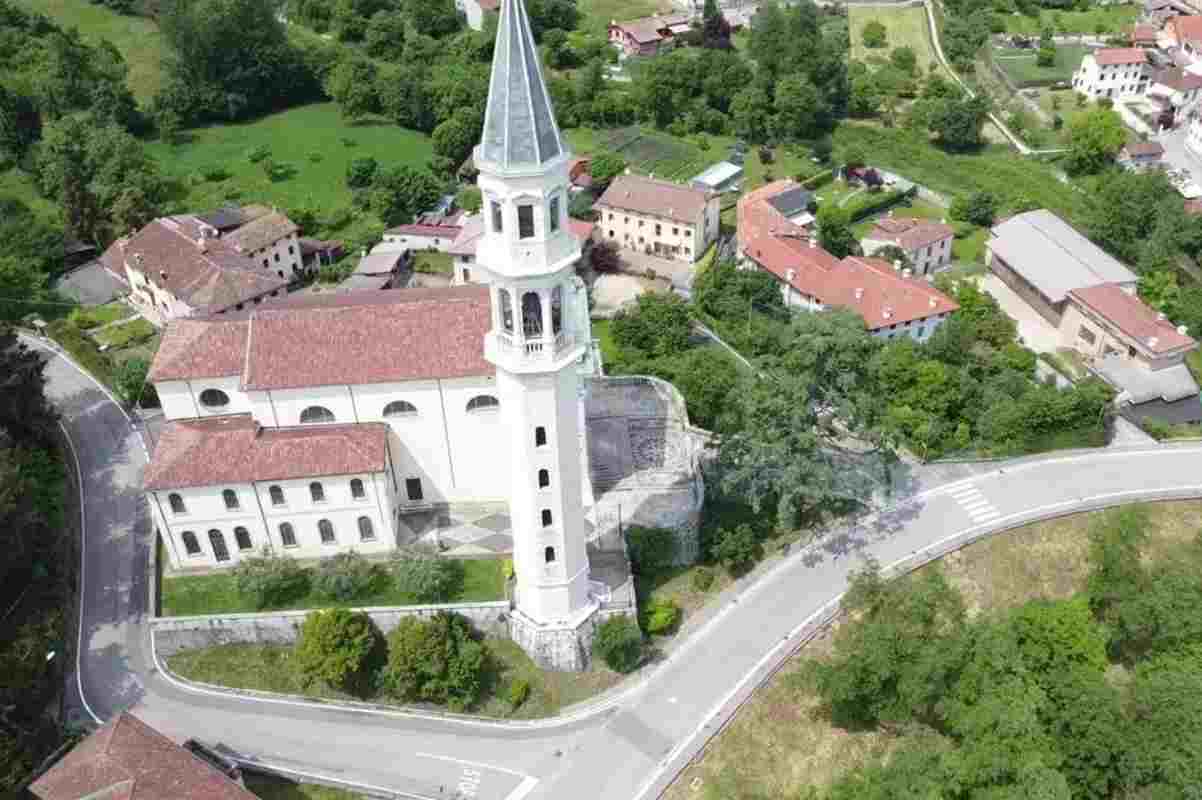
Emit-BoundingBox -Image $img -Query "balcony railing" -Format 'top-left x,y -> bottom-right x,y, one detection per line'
494,330 -> 574,359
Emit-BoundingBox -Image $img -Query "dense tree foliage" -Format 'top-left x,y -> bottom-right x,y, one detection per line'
233,548 -> 311,608
390,545 -> 464,603
156,0 -> 321,124
813,514 -> 1202,800
295,608 -> 382,693
382,612 -> 487,710
1066,108 -> 1127,175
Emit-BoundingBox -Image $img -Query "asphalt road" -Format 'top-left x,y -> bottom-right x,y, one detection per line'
29,332 -> 1202,800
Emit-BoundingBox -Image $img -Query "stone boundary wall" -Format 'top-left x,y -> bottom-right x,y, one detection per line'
151,601 -> 510,657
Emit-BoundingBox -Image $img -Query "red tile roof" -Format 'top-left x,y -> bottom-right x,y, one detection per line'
242,287 -> 492,389
1068,283 -> 1196,355
1122,140 -> 1166,157
610,14 -> 689,43
865,216 -> 955,252
569,218 -> 596,242
1185,198 -> 1202,215
1151,66 -> 1202,91
738,181 -> 958,330
148,317 -> 249,381
143,415 -> 390,490
1168,15 -> 1202,44
596,174 -> 714,224
448,214 -> 485,256
30,713 -> 257,800
1094,47 -> 1149,65
385,223 -> 462,238
119,216 -> 288,310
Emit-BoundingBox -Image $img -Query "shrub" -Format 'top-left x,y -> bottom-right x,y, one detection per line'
626,526 -> 676,575
113,357 -> 153,407
508,678 -> 530,709
307,151 -> 323,163
232,548 -> 310,609
313,550 -> 377,601
345,156 -> 378,189
246,144 -> 272,163
643,597 -> 681,635
294,608 -> 381,693
201,165 -> 230,182
1142,418 -> 1171,441
592,615 -> 644,672
713,523 -> 761,576
390,545 -> 463,603
691,566 -> 715,592
862,20 -> 887,48
382,612 -> 487,710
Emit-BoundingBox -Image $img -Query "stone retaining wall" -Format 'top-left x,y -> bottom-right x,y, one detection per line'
151,601 -> 510,657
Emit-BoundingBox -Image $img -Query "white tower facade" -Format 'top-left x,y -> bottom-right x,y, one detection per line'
475,0 -> 594,627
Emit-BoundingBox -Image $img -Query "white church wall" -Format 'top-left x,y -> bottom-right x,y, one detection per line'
352,380 -> 456,505
153,471 -> 395,570
261,385 -> 358,427
156,375 -> 252,422
441,375 -> 511,501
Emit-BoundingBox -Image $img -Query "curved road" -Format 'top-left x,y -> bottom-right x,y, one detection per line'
31,333 -> 1202,800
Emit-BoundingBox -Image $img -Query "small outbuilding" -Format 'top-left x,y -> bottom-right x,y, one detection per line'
690,161 -> 743,193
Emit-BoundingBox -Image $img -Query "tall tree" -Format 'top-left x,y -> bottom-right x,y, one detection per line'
1065,108 -> 1126,175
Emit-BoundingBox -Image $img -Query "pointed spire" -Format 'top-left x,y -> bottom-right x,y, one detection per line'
479,0 -> 565,170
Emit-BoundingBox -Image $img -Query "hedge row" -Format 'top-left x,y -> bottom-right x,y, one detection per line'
847,186 -> 919,223
801,169 -> 834,190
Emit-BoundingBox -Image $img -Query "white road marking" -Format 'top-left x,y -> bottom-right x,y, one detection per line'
414,751 -> 531,779
946,482 -> 1001,524
505,776 -> 539,800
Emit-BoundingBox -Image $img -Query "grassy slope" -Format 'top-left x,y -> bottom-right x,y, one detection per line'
577,0 -> 671,37
994,43 -> 1087,85
168,634 -> 621,719
148,103 -> 434,216
1000,4 -> 1138,36
664,501 -> 1202,800
161,558 -> 506,616
0,169 -> 60,223
17,0 -> 164,104
848,5 -> 940,74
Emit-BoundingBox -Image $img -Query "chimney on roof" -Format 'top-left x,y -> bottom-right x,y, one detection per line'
929,297 -> 937,308
1179,324 -> 1190,335
903,268 -> 913,278
808,237 -> 816,248
786,268 -> 796,282
892,260 -> 902,271
159,270 -> 168,282
854,287 -> 864,300
883,308 -> 893,319
1149,336 -> 1160,347
1158,311 -> 1168,320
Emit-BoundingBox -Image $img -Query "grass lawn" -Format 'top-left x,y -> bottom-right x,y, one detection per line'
664,500 -> 1202,800
993,43 -> 1087,86
161,558 -> 507,616
577,0 -> 670,37
17,0 -> 165,104
93,317 -> 156,348
167,635 -> 620,718
411,251 -> 453,275
591,318 -> 622,367
849,5 -> 941,75
831,124 -> 1087,224
564,126 -> 729,184
245,774 -> 367,800
1000,4 -> 1138,36
952,224 -> 988,265
69,301 -> 130,329
148,103 -> 434,225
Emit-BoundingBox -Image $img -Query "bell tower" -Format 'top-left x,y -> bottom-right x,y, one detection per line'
476,0 -> 595,636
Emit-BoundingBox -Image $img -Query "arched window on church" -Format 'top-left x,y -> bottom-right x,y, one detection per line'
500,289 -> 514,332
551,285 -> 563,334
383,400 -> 417,418
300,406 -> 335,424
522,291 -> 543,337
466,395 -> 500,413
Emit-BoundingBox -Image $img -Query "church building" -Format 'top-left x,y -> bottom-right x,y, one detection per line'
141,0 -> 697,669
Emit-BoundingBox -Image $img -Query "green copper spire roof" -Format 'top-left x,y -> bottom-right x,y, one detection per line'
479,0 -> 564,169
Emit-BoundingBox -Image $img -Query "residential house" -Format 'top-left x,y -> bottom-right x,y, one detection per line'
594,173 -> 719,263
196,203 -> 270,234
860,214 -> 955,276
299,237 -> 344,270
1160,14 -> 1202,57
382,209 -> 465,254
1144,0 -> 1194,25
1144,67 -> 1202,123
1118,139 -> 1167,169
338,245 -> 410,292
462,0 -> 500,30
30,712 -> 257,800
608,13 -> 691,57
738,181 -> 959,341
690,160 -> 744,193
1061,282 -> 1201,422
985,209 -> 1139,325
763,184 -> 815,227
106,215 -> 288,326
223,210 -> 303,280
1072,48 -> 1152,99
1132,22 -> 1160,47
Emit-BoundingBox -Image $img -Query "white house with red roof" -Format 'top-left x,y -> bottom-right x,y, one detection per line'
860,214 -> 955,276
1072,47 -> 1152,99
607,13 -> 691,57
737,181 -> 958,341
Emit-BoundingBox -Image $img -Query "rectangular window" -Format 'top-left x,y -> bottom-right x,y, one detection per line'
655,224 -> 662,236
535,426 -> 547,447
549,197 -> 560,232
518,205 -> 535,239
406,478 -> 424,502
491,201 -> 503,233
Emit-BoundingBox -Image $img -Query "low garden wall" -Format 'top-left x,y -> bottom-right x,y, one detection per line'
151,601 -> 510,657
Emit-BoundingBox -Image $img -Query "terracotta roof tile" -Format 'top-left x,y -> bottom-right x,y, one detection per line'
148,317 -> 249,381
385,223 -> 463,238
1068,283 -> 1196,354
1122,140 -> 1165,157
1094,47 -> 1149,65
143,415 -> 390,490
1151,66 -> 1202,91
865,216 -> 955,251
242,287 -> 492,389
595,174 -> 714,224
738,181 -> 958,330
121,216 -> 288,311
223,211 -> 299,254
1133,22 -> 1159,42
568,218 -> 596,242
611,13 -> 689,43
448,214 -> 486,256
30,713 -> 257,800
1168,14 -> 1202,43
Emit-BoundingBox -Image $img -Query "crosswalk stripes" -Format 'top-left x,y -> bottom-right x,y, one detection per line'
943,479 -> 1001,525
